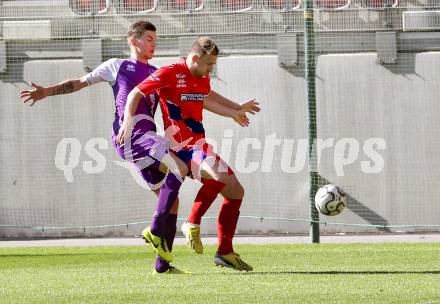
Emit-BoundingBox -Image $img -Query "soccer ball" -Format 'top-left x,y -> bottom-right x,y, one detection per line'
314,184 -> 347,216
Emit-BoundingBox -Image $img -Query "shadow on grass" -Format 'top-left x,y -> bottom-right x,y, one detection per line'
245,270 -> 440,275
0,253 -> 140,258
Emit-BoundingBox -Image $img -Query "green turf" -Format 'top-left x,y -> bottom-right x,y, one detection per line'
0,243 -> 439,303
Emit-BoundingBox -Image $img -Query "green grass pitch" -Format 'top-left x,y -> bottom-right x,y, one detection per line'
1,243 -> 439,303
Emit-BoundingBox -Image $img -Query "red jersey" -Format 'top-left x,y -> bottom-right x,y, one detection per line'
137,58 -> 210,149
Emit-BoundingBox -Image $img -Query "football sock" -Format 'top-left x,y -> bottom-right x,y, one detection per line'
155,213 -> 177,272
151,173 -> 182,236
187,178 -> 225,225
218,198 -> 242,255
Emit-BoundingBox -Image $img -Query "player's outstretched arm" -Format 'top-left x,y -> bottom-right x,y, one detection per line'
204,98 -> 249,127
20,79 -> 88,106
207,90 -> 241,110
240,98 -> 261,115
207,90 -> 260,115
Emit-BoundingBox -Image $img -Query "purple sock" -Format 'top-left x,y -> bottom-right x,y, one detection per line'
150,174 -> 182,236
155,214 -> 178,272
155,256 -> 169,273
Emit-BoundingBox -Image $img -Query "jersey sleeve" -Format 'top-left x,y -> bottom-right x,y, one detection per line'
80,58 -> 121,86
136,67 -> 171,96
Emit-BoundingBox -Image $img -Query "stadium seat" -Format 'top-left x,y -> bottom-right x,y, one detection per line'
270,0 -> 301,10
362,0 -> 398,7
220,0 -> 253,11
122,0 -> 156,11
69,0 -> 110,14
172,0 -> 203,11
314,0 -> 350,9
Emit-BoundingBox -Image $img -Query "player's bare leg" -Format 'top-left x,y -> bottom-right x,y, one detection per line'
182,153 -> 253,271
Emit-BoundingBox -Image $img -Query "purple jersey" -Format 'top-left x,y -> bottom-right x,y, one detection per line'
81,58 -> 158,136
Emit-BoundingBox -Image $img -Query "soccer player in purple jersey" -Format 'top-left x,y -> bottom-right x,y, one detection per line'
20,21 -> 191,274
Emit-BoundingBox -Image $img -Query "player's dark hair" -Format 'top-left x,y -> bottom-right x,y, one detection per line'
127,21 -> 156,38
191,37 -> 219,56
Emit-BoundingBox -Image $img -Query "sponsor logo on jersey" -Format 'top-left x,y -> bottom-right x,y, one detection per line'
148,74 -> 160,81
176,74 -> 186,79
180,93 -> 206,102
127,64 -> 136,72
176,79 -> 187,88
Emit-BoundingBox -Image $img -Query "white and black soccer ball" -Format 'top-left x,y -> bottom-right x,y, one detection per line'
314,184 -> 347,216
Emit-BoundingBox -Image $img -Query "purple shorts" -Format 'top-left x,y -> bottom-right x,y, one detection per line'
112,132 -> 170,188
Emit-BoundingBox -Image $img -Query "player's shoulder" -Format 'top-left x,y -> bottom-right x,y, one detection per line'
152,63 -> 179,79
162,62 -> 189,79
96,58 -> 125,70
103,58 -> 125,65
159,63 -> 178,72
172,61 -> 188,72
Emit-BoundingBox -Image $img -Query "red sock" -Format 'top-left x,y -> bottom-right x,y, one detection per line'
218,198 -> 242,255
188,178 -> 225,225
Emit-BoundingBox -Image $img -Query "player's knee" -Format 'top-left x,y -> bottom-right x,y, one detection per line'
228,178 -> 244,199
213,172 -> 229,185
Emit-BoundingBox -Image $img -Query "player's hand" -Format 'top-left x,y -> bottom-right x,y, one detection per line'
117,123 -> 128,145
20,82 -> 48,106
240,99 -> 260,115
232,110 -> 249,127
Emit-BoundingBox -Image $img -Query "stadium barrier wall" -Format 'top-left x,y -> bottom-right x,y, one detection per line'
1,53 -> 439,237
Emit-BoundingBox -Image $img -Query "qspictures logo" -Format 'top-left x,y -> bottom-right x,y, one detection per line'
54,116 -> 386,190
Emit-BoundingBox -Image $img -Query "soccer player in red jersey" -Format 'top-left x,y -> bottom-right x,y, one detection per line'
118,37 -> 260,271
